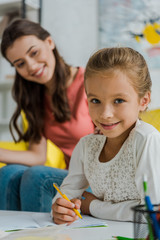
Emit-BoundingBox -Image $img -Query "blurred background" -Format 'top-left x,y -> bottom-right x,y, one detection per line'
0,0 -> 160,140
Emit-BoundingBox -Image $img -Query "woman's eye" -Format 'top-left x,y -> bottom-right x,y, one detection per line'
114,99 -> 124,104
17,62 -> 25,68
90,98 -> 100,104
31,50 -> 38,57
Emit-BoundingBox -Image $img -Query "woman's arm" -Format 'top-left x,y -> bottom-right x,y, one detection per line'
0,136 -> 47,166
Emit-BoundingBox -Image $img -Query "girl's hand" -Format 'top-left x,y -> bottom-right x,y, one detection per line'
52,198 -> 81,225
81,191 -> 97,215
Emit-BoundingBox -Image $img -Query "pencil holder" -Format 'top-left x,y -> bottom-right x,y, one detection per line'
132,204 -> 160,240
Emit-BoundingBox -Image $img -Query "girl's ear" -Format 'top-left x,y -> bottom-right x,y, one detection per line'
139,91 -> 151,111
45,36 -> 55,50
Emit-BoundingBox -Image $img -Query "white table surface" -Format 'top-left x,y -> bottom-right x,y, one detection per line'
0,210 -> 134,240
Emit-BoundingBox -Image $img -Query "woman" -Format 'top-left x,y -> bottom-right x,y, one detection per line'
0,19 -> 94,212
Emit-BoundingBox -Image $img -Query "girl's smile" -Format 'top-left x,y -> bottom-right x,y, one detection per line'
85,69 -> 150,141
100,121 -> 120,130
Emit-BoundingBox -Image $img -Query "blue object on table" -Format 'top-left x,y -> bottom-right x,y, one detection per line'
145,195 -> 160,240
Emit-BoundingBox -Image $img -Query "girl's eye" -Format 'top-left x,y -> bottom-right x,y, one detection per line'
90,98 -> 100,104
114,98 -> 124,104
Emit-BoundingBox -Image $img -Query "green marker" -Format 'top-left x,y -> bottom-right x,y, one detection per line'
113,237 -> 145,240
143,175 -> 154,240
74,224 -> 108,229
143,175 -> 147,195
5,229 -> 22,232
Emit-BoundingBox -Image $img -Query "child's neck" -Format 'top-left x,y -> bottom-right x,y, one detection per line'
100,138 -> 123,163
99,125 -> 134,163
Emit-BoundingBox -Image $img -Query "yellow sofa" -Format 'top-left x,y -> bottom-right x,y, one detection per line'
0,140 -> 66,169
0,111 -> 66,169
1,109 -> 159,169
140,108 -> 160,132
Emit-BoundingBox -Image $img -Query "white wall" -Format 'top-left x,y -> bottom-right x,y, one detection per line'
41,1 -> 160,111
42,0 -> 98,67
149,69 -> 160,110
0,0 -> 98,140
1,0 -> 160,141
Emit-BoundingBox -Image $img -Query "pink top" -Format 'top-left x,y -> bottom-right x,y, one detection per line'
43,67 -> 94,167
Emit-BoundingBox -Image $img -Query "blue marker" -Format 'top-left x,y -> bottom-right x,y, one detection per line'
143,175 -> 154,240
145,195 -> 160,240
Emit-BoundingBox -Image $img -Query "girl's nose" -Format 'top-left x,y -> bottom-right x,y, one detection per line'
100,105 -> 114,119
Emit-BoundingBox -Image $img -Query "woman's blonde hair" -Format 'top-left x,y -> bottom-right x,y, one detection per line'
84,47 -> 152,98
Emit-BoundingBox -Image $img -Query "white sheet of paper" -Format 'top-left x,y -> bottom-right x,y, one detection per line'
1,226 -> 67,240
68,215 -> 108,228
0,230 -> 9,238
0,214 -> 40,231
32,212 -> 57,227
33,213 -> 108,229
0,212 -> 108,231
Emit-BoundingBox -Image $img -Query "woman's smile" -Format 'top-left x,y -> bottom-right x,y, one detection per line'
31,65 -> 46,77
6,35 -> 56,86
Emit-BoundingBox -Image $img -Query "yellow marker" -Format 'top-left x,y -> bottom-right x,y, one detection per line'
53,183 -> 82,219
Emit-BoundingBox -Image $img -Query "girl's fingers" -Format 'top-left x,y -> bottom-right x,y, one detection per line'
52,198 -> 79,225
71,198 -> 81,209
54,217 -> 78,225
54,204 -> 76,217
53,210 -> 79,224
52,198 -> 81,225
53,207 -> 79,225
56,197 -> 75,209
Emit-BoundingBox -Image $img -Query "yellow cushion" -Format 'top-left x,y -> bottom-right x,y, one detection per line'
140,109 -> 160,131
0,111 -> 66,169
0,140 -> 66,169
21,110 -> 28,133
46,140 -> 66,169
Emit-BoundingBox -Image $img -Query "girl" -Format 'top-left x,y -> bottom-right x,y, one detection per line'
0,19 -> 94,211
52,47 -> 160,224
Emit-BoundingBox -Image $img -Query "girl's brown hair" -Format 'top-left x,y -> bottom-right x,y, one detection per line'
84,47 -> 152,99
1,19 -> 71,143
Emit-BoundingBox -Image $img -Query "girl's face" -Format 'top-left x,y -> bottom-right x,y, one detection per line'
85,70 -> 150,140
6,35 -> 55,86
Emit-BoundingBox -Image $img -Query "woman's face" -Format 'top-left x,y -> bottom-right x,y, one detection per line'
6,35 -> 56,86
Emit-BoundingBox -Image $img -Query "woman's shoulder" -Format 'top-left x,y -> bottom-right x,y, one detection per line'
67,67 -> 85,92
74,67 -> 85,82
77,66 -> 85,75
